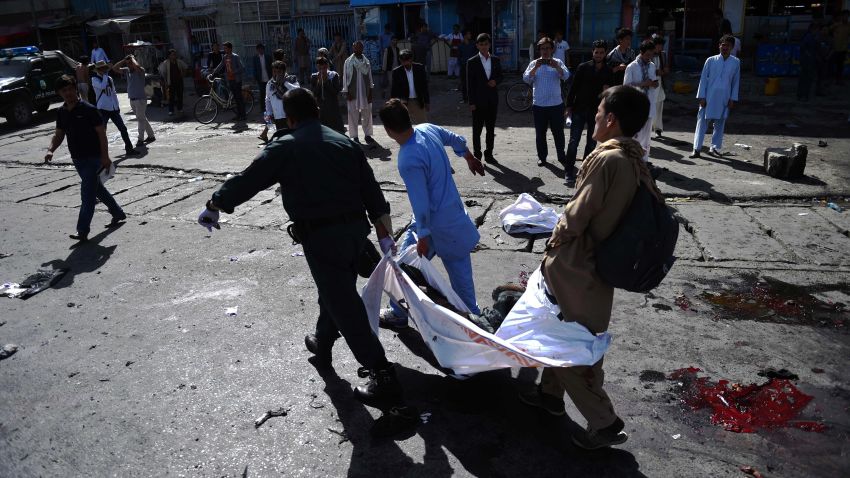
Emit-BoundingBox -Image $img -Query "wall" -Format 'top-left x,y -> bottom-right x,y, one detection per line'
580,0 -> 622,45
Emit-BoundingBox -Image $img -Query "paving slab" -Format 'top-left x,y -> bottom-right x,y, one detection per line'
674,228 -> 704,261
673,204 -> 792,262
123,179 -> 212,215
154,185 -> 225,221
746,206 -> 850,266
10,175 -> 80,203
25,173 -> 156,207
112,177 -> 186,207
814,206 -> 850,235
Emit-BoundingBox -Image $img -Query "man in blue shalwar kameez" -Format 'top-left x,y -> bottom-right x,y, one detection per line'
378,99 -> 486,328
689,35 -> 740,158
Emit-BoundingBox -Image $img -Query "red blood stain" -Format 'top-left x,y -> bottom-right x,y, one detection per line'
669,368 -> 826,433
674,295 -> 691,311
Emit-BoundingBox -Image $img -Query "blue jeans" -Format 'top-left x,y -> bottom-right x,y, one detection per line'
566,110 -> 596,175
99,109 -> 134,152
532,103 -> 566,164
73,157 -> 125,236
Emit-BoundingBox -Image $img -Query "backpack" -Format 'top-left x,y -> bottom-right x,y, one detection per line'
595,184 -> 679,292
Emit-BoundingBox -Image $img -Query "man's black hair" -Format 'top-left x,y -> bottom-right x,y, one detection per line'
55,74 -> 76,91
399,49 -> 413,60
315,56 -> 328,65
223,41 -> 233,49
537,36 -> 555,49
476,33 -> 491,44
256,42 -> 264,49
652,36 -> 666,46
379,99 -> 412,133
273,48 -> 285,61
639,39 -> 655,54
719,34 -> 735,46
272,60 -> 287,72
591,39 -> 608,50
168,48 -> 177,55
599,85 -> 649,137
616,28 -> 633,40
282,88 -> 319,123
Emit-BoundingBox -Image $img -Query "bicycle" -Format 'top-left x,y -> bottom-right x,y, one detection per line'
193,77 -> 255,124
505,69 -> 574,113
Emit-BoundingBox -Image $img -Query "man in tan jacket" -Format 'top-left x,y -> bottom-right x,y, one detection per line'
519,85 -> 662,450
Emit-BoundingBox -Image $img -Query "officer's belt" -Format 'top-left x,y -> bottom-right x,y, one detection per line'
295,210 -> 366,235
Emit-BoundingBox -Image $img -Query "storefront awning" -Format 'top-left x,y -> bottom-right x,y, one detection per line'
178,7 -> 217,19
40,15 -> 90,30
350,0 -> 424,6
86,15 -> 146,35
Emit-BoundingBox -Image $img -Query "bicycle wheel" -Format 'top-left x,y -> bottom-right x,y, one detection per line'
193,95 -> 218,124
243,89 -> 255,115
506,83 -> 533,112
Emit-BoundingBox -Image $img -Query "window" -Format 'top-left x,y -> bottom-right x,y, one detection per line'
187,16 -> 218,60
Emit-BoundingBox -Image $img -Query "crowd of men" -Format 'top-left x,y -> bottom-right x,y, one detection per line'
39,12 -> 848,450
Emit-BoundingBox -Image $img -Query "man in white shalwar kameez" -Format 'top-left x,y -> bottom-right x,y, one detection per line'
689,35 -> 740,158
623,40 -> 658,162
342,41 -> 376,144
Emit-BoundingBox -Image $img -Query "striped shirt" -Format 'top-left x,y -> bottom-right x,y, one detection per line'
522,57 -> 570,107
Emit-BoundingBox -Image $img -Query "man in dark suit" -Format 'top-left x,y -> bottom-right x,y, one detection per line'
390,50 -> 429,124
466,33 -> 503,163
253,43 -> 272,103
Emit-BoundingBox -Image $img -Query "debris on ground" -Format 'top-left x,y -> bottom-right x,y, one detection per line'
757,367 -> 799,380
1,268 -> 68,299
187,176 -> 204,183
826,202 -> 843,212
734,143 -> 751,150
652,303 -> 673,311
811,367 -> 825,374
739,465 -> 764,478
370,405 -> 419,439
764,142 -> 807,179
671,433 -> 681,439
669,367 -> 825,433
253,407 -> 289,428
0,343 -> 18,360
290,251 -> 304,257
225,306 -> 238,316
0,253 -> 12,259
639,370 -> 667,382
674,294 -> 692,311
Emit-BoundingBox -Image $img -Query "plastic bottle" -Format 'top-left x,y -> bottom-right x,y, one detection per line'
826,202 -> 843,212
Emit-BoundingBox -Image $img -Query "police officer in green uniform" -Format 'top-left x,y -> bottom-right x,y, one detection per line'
196,88 -> 404,410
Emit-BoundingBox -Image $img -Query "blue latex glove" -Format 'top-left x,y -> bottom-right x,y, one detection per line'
379,236 -> 396,255
197,208 -> 220,232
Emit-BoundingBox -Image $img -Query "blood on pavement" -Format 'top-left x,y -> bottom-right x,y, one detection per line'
668,367 -> 826,433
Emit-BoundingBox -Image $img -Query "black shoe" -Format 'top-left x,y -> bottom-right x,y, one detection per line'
565,176 -> 576,188
364,135 -> 377,145
537,158 -> 547,166
485,154 -> 497,164
518,386 -> 566,416
69,233 -> 88,242
354,364 -> 404,410
125,148 -> 140,156
688,150 -> 701,159
655,129 -> 662,138
571,417 -> 628,450
105,214 -> 127,228
304,334 -> 333,368
143,137 -> 156,144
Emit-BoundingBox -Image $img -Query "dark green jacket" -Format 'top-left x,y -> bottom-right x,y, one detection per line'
211,120 -> 389,223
